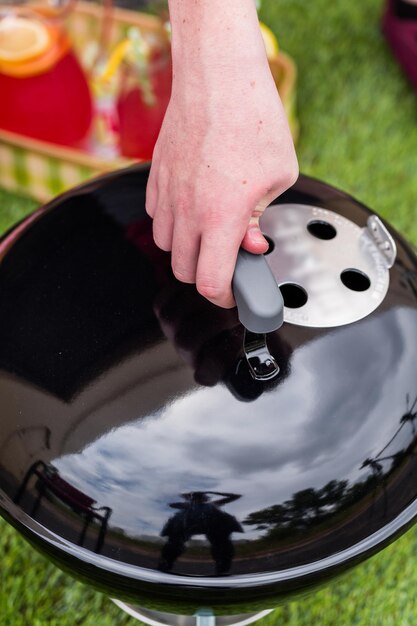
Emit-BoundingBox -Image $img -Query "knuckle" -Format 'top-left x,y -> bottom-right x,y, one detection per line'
197,279 -> 226,303
176,197 -> 193,219
284,159 -> 299,188
262,153 -> 299,195
173,265 -> 195,284
275,152 -> 299,190
201,207 -> 231,229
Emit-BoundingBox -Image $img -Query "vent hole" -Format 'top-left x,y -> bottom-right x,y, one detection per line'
263,235 -> 275,255
340,269 -> 371,292
307,220 -> 337,240
280,283 -> 308,308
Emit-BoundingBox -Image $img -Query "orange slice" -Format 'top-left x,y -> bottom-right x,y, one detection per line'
99,38 -> 132,83
0,16 -> 50,63
0,16 -> 70,77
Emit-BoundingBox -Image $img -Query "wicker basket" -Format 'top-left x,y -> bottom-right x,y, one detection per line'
0,1 -> 299,202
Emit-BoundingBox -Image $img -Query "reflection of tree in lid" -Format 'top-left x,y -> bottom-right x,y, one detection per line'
400,393 -> 417,435
244,393 -> 417,542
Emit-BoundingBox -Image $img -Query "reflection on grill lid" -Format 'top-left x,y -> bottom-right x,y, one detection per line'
0,167 -> 417,616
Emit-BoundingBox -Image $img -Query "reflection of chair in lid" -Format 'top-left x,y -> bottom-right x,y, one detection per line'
14,461 -> 111,553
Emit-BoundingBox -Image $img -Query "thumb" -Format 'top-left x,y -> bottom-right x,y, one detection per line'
241,193 -> 276,254
241,214 -> 269,254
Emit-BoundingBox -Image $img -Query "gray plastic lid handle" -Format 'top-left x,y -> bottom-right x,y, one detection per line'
232,249 -> 284,334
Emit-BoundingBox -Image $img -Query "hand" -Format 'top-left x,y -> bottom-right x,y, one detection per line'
146,0 -> 298,309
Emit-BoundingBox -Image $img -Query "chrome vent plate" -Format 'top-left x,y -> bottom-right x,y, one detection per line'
261,203 -> 396,328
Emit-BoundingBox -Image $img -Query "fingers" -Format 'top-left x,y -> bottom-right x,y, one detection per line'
196,221 -> 245,309
241,188 -> 278,254
152,205 -> 174,251
171,217 -> 200,284
147,156 -> 175,251
145,160 -> 158,219
147,176 -> 284,309
150,192 -> 271,308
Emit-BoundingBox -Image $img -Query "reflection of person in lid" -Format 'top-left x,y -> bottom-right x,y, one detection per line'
159,491 -> 243,575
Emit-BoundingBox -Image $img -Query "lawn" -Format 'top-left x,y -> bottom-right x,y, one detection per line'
1,0 -> 417,623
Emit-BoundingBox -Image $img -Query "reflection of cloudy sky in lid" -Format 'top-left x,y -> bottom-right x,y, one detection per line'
54,308 -> 417,539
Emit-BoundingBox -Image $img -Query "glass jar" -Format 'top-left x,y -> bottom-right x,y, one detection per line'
0,0 -> 93,146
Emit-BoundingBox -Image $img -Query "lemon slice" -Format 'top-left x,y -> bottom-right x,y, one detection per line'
260,22 -> 279,58
0,16 -> 50,63
99,38 -> 132,82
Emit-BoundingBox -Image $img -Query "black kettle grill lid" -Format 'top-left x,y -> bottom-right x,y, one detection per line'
1,167 -> 417,607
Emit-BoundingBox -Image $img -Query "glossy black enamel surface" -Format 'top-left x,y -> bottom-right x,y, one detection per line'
1,166 -> 417,611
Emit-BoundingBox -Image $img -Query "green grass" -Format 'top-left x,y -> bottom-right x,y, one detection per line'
1,0 -> 417,623
0,188 -> 36,234
261,0 -> 417,241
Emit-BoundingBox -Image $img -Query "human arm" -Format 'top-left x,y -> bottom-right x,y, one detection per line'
146,0 -> 298,308
208,492 -> 242,506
